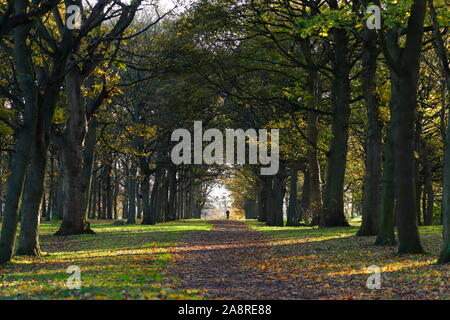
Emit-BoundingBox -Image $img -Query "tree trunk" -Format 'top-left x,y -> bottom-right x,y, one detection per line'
81,117 -> 97,219
113,162 -> 119,220
439,110 -> 450,263
127,162 -> 137,224
429,0 -> 450,262
374,117 -> 396,246
167,165 -> 177,221
265,177 -> 276,226
54,66 -> 94,236
422,141 -> 434,226
105,163 -> 113,220
0,16 -> 38,263
258,176 -> 268,222
307,74 -> 323,227
90,170 -> 97,219
375,31 -> 400,247
273,163 -> 286,226
414,115 -> 423,226
141,171 -> 154,225
16,109 -> 49,256
287,166 -> 299,226
358,27 -> 382,236
300,169 -> 312,224
392,0 -> 425,254
321,28 -> 351,227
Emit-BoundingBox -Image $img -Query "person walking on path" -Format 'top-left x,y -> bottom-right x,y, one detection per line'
225,210 -> 230,220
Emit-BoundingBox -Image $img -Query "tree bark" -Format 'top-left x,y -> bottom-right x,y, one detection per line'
273,162 -> 286,226
391,0 -> 426,254
300,169 -> 312,224
54,65 -> 94,236
422,142 -> 434,226
16,107 -> 49,256
81,117 -> 97,219
167,165 -> 177,221
258,176 -> 268,222
374,111 -> 396,246
375,31 -> 400,247
358,27 -> 382,237
127,162 -> 137,224
286,166 -> 300,226
0,13 -> 38,263
141,169 -> 154,225
428,0 -> 450,263
321,28 -> 351,227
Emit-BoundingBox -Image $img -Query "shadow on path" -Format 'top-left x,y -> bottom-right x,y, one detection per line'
169,220 -> 298,299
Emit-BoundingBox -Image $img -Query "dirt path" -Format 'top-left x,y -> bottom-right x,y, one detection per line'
169,220 -> 301,300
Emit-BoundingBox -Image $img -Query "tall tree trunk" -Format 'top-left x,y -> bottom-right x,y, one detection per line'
375,118 -> 397,246
0,14 -> 38,263
167,165 -> 177,221
137,179 -> 142,220
16,109 -> 48,256
81,117 -> 97,219
90,170 -> 97,219
414,115 -> 423,226
287,166 -> 300,226
15,67 -> 64,254
321,28 -> 351,227
113,162 -> 119,220
358,27 -> 382,237
422,144 -> 434,227
265,176 -> 276,226
307,84 -> 323,226
308,110 -> 322,226
141,171 -> 154,225
440,116 -> 450,263
375,31 -> 400,247
391,0 -> 426,254
127,163 -> 137,224
273,163 -> 286,226
55,66 -> 94,235
0,153 -> 3,221
300,37 -> 322,226
428,0 -> 450,263
105,163 -> 113,220
300,169 -> 312,224
258,176 -> 268,222
159,169 -> 169,222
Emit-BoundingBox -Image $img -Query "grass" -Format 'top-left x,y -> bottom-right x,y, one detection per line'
1,218 -> 448,300
243,219 -> 449,299
0,219 -> 212,300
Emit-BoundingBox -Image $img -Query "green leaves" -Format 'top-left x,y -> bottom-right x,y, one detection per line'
295,8 -> 356,39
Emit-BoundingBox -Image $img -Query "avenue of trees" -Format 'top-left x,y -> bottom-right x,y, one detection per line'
0,0 -> 449,266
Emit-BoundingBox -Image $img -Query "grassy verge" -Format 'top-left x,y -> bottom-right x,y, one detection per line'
0,219 -> 211,300
243,219 -> 449,299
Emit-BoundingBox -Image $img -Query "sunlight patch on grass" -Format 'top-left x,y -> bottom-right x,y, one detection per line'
0,220 -> 211,300
244,219 -> 449,299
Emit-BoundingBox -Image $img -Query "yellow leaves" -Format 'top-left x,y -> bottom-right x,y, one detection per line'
185,289 -> 197,294
82,62 -> 124,100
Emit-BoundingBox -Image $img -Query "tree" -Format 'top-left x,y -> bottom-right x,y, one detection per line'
427,0 -> 450,263
376,0 -> 427,253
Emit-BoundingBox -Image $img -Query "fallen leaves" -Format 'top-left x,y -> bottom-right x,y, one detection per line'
0,220 -> 211,300
169,220 -> 449,300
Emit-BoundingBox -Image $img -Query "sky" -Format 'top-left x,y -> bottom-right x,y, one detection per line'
209,184 -> 233,210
